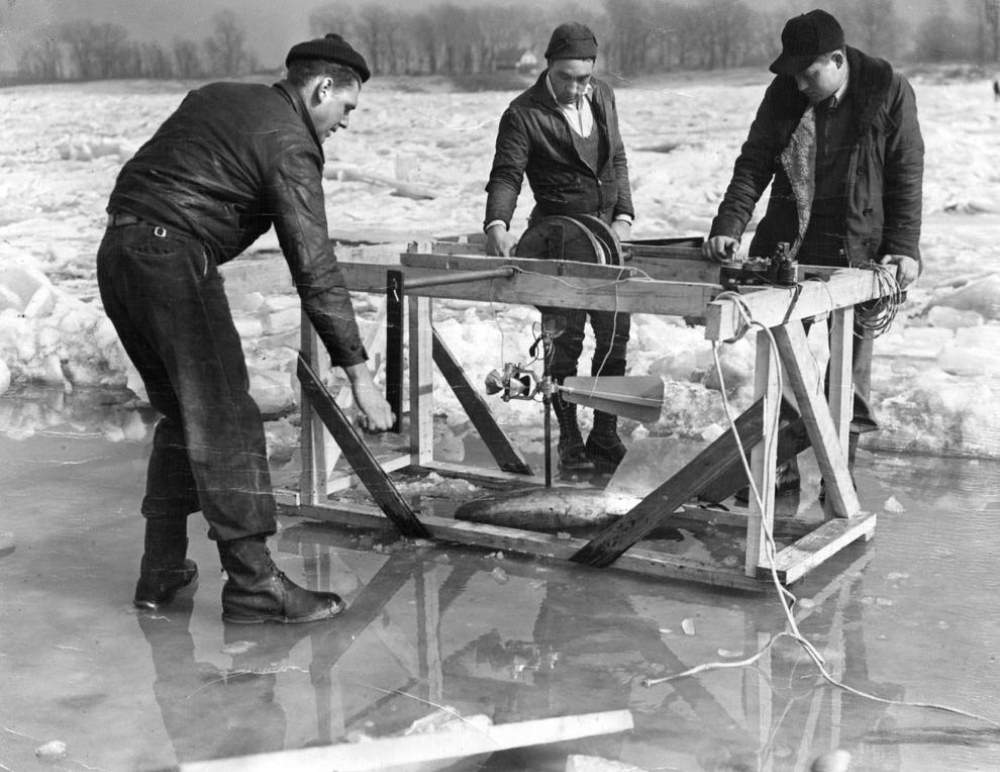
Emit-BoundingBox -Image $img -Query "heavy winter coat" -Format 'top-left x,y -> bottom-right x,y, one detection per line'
108,81 -> 365,366
709,47 -> 924,267
484,71 -> 634,228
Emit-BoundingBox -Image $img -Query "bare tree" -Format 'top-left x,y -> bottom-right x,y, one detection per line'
203,10 -> 250,77
173,39 -> 204,79
19,33 -> 64,82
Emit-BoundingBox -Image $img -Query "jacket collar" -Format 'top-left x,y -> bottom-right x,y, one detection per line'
771,46 -> 893,134
273,81 -> 324,153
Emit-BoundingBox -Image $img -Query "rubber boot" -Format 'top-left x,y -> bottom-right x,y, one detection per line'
133,517 -> 198,610
218,536 -> 345,624
585,411 -> 627,475
551,391 -> 592,475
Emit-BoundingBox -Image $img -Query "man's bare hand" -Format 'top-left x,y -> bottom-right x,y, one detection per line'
344,363 -> 394,432
879,254 -> 919,289
610,219 -> 631,242
702,235 -> 740,263
485,224 -> 514,257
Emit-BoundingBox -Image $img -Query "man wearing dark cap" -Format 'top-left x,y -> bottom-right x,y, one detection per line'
703,9 -> 923,490
484,22 -> 635,477
98,33 -> 392,624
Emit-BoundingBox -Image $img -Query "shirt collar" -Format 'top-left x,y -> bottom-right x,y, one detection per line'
829,65 -> 850,108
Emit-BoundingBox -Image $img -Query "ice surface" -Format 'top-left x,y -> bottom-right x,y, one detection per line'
0,74 -> 998,458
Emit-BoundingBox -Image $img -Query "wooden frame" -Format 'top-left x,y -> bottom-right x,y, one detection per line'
280,239 -> 883,589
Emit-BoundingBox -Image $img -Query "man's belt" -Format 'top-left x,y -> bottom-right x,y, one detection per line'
107,211 -> 168,238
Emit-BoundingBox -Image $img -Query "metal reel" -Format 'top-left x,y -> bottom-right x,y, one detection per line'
514,215 -> 624,266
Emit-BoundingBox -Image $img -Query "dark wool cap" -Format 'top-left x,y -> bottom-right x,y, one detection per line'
544,22 -> 598,60
769,9 -> 845,75
285,33 -> 371,83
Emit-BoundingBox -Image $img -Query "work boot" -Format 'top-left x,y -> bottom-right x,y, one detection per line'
218,536 -> 345,624
134,517 -> 198,610
586,411 -> 627,475
734,458 -> 801,506
552,391 -> 593,475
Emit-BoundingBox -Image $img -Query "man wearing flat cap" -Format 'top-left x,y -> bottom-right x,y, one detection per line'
703,8 -> 924,491
484,22 -> 635,477
98,33 -> 393,625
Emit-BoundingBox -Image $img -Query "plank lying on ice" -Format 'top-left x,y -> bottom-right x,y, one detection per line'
179,709 -> 634,772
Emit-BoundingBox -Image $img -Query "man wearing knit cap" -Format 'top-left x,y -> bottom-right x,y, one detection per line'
485,22 -> 635,477
703,8 -> 923,495
98,33 -> 392,625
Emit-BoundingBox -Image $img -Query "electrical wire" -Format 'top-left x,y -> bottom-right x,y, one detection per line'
643,286 -> 1000,731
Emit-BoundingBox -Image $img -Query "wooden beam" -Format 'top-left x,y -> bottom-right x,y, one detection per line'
432,328 -> 533,475
746,329 -> 780,577
570,398 -> 792,569
770,511 -> 877,584
290,500 -> 768,591
705,268 -> 887,341
180,710 -> 634,772
297,354 -> 430,538
772,323 -> 861,517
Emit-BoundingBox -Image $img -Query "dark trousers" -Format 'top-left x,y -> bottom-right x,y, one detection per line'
97,222 -> 276,542
538,306 -> 631,381
529,207 -> 631,381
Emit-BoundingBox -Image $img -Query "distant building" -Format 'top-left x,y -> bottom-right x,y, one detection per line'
495,47 -> 538,74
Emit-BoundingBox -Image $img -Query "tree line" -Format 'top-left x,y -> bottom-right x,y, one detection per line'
10,0 -> 1000,85
12,10 -> 256,84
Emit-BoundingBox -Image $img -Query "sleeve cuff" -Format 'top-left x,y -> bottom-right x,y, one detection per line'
484,220 -> 508,233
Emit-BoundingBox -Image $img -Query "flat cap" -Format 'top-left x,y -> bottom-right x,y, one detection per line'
544,22 -> 598,60
285,33 -> 371,83
769,9 -> 845,76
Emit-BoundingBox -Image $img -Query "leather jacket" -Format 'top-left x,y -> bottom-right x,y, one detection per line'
108,81 -> 366,367
484,71 -> 634,228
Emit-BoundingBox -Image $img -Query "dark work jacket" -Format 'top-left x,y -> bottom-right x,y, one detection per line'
484,71 -> 634,228
710,47 -> 924,267
108,81 -> 365,367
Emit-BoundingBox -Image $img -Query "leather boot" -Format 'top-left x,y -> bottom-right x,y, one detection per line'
134,517 -> 198,610
586,411 -> 627,474
218,536 -> 345,624
551,391 -> 592,474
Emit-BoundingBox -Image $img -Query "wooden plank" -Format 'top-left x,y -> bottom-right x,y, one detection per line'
746,328 -> 780,577
773,323 -> 861,518
705,268 -> 888,341
771,512 -> 877,584
677,504 -> 815,538
432,328 -> 533,475
297,354 -> 430,538
696,411 -> 809,504
180,710 -> 634,772
289,501 -> 768,591
409,295 -> 435,465
299,313 -> 327,506
828,307 -> 854,452
570,398 -> 774,569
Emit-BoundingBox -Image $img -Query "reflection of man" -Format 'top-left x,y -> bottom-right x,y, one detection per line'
484,22 -> 635,476
703,9 -> 923,480
99,34 -> 392,623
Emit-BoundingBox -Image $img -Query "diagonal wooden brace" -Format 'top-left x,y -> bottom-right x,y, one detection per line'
432,329 -> 533,475
772,322 -> 861,517
572,397 -> 801,568
297,354 -> 430,538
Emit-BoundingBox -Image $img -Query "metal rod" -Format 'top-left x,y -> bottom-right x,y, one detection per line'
386,270 -> 404,433
403,266 -> 516,290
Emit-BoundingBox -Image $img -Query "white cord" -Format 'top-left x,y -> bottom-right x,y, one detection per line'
645,291 -> 1000,730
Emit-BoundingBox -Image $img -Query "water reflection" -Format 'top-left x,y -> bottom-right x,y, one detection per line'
132,520 -> 922,770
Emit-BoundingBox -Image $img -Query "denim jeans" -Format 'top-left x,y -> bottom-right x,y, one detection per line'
97,221 -> 276,541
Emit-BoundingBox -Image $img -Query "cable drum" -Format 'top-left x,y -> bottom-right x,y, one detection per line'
514,215 -> 624,266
